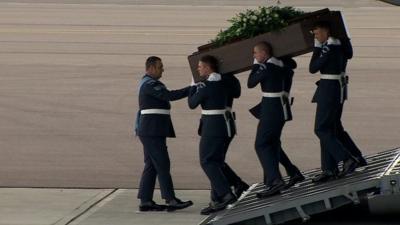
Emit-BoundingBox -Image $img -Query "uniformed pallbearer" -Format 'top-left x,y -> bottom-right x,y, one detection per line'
199,73 -> 250,215
309,21 -> 366,183
188,55 -> 237,214
248,42 -> 304,198
135,56 -> 193,212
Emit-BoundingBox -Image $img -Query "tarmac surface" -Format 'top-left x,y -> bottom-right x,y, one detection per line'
1,188 -> 399,225
0,0 -> 399,189
0,0 -> 399,224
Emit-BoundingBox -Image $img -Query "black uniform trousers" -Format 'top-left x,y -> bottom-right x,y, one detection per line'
314,102 -> 352,171
320,103 -> 363,170
222,137 -> 243,187
200,136 -> 231,200
257,129 -> 300,185
279,147 -> 300,177
255,117 -> 284,186
335,103 -> 363,159
137,136 -> 175,202
210,136 -> 244,201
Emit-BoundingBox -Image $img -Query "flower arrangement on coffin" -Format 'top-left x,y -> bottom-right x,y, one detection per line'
208,6 -> 305,49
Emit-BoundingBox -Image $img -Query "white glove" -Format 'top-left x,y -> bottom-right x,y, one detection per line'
197,82 -> 206,88
314,39 -> 322,48
254,58 -> 266,70
321,45 -> 330,54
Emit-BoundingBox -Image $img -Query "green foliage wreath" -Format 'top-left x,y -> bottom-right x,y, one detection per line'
211,6 -> 305,47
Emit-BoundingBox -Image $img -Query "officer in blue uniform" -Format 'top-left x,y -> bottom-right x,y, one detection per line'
309,21 -> 365,183
135,56 -> 193,212
248,42 -> 304,198
188,55 -> 237,214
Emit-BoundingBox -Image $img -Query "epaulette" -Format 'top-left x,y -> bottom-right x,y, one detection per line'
266,57 -> 284,67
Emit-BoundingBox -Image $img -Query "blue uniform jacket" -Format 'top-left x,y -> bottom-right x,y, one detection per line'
137,75 -> 190,137
188,76 -> 229,137
247,57 -> 292,122
309,37 -> 353,104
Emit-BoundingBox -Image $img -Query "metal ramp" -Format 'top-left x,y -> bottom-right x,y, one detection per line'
199,147 -> 400,225
379,0 -> 400,6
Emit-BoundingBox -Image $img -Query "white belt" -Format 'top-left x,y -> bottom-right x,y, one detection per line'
321,72 -> 345,79
263,91 -> 287,98
262,91 -> 292,121
140,109 -> 170,115
320,74 -> 342,80
201,109 -> 232,137
320,73 -> 348,103
262,91 -> 288,98
201,109 -> 226,115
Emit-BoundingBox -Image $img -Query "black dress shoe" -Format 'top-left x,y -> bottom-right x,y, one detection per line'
312,170 -> 338,183
139,201 -> 166,212
234,182 -> 250,198
339,157 -> 360,177
211,192 -> 237,212
200,202 -> 217,215
166,198 -> 193,212
285,172 -> 305,189
256,179 -> 286,198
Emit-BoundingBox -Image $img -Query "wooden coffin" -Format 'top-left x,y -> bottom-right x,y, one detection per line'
188,8 -> 349,82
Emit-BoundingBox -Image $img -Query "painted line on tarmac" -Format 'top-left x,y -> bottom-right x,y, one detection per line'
53,188 -> 119,225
